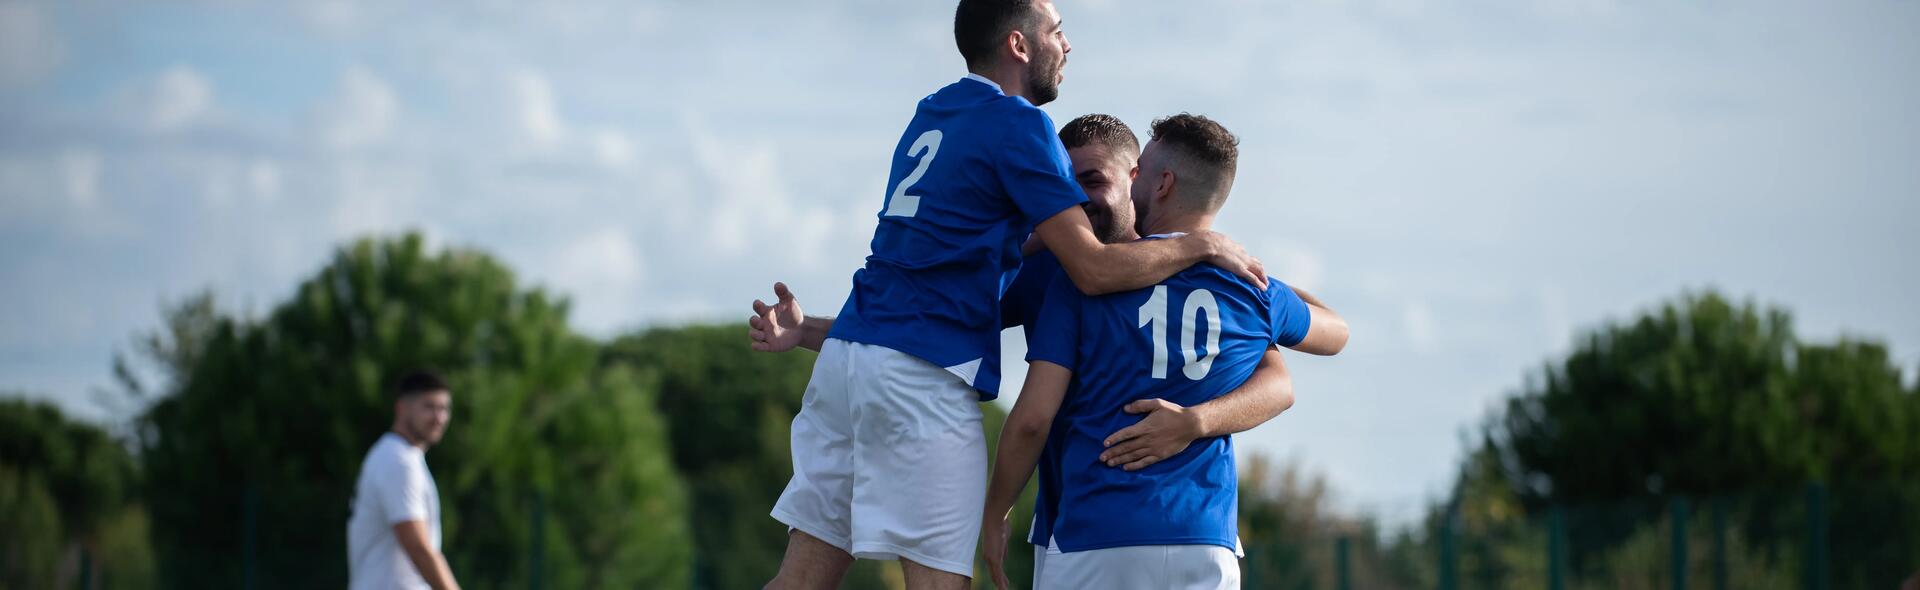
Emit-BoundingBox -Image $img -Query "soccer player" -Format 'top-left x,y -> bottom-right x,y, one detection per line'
755,112 -> 1312,588
758,0 -> 1267,586
347,371 -> 461,590
981,114 -> 1350,589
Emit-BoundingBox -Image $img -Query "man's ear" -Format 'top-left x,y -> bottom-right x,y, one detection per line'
1156,169 -> 1177,202
1006,29 -> 1031,65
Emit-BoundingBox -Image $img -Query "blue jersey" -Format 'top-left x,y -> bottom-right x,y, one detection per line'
991,250 -> 1071,548
828,77 -> 1089,401
1026,238 -> 1313,552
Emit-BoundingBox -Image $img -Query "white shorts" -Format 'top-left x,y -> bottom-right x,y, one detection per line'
1036,544 -> 1240,590
770,338 -> 987,577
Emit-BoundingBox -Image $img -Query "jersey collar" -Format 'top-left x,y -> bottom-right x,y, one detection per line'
963,73 -> 1004,95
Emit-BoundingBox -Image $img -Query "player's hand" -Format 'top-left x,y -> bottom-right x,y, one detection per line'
981,516 -> 1013,590
1195,231 -> 1268,290
749,282 -> 805,352
1101,399 -> 1203,471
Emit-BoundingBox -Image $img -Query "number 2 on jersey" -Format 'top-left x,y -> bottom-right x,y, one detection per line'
884,130 -> 943,217
1138,286 -> 1222,380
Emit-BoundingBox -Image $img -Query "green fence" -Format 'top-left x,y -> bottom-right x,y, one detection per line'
64,481 -> 1917,589
1243,480 -> 1919,590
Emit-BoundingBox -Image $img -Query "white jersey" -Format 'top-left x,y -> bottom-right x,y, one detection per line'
347,433 -> 442,590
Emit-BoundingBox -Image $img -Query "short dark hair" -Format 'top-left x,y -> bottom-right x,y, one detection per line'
1059,114 -> 1139,156
1149,113 -> 1240,208
954,0 -> 1039,71
394,370 -> 449,401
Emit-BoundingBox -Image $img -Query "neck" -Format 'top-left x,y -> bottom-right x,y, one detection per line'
391,427 -> 427,450
972,65 -> 1031,103
1143,210 -> 1214,238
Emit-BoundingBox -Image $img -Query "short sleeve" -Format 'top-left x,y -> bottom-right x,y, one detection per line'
994,109 -> 1089,227
1024,273 -> 1085,371
1267,280 -> 1313,348
1000,251 -> 1058,329
374,452 -> 432,525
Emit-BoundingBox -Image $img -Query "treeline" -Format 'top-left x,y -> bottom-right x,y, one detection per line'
2,233 -> 1035,589
5,233 -> 1918,588
1236,293 -> 1920,588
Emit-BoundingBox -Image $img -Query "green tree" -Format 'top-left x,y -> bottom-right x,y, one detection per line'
1237,453 -> 1410,590
1466,290 -> 1920,584
0,398 -> 153,589
137,233 -> 690,588
604,325 -> 833,589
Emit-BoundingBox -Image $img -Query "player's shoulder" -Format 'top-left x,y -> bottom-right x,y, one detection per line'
366,436 -> 421,470
991,98 -> 1057,132
1173,263 -> 1273,304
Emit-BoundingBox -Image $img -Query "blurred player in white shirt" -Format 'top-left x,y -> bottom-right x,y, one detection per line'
347,371 -> 460,590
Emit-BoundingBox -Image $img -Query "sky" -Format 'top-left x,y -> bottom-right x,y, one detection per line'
2,0 -> 1917,523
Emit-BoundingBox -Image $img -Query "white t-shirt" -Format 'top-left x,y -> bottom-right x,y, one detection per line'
347,433 -> 442,590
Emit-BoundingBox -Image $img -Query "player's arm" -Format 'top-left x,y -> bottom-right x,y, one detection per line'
393,520 -> 461,590
748,282 -> 834,353
1099,346 -> 1293,471
981,360 -> 1073,590
1287,285 -> 1348,356
1033,199 -> 1267,296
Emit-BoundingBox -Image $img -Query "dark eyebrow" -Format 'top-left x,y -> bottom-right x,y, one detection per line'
1075,169 -> 1106,183
1054,19 -> 1064,32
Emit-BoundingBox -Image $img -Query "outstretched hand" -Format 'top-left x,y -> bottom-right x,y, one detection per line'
1100,399 -> 1204,471
748,282 -> 805,352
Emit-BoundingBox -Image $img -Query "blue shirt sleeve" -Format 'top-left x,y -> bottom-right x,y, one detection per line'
995,109 -> 1089,227
1267,279 -> 1313,348
1025,273 -> 1084,371
999,250 -> 1057,329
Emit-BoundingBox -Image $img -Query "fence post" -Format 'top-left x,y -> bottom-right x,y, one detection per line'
77,547 -> 92,590
1439,503 -> 1458,590
1335,535 -> 1351,590
1805,483 -> 1828,590
530,491 -> 545,590
243,483 -> 258,590
1548,504 -> 1566,590
1670,496 -> 1688,590
1711,498 -> 1727,590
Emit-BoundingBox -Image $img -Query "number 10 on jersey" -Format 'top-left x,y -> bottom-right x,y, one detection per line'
1139,286 -> 1222,380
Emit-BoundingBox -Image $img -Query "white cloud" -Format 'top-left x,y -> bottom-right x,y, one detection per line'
1403,300 -> 1435,353
631,4 -> 666,34
1261,245 -> 1325,292
148,66 -> 213,132
1537,0 -> 1619,19
0,1 -> 62,87
511,69 -> 565,147
1537,284 -> 1572,353
328,160 -> 422,236
688,118 -> 786,256
296,0 -> 361,35
591,129 -> 635,168
61,149 -> 101,208
543,227 -> 644,332
320,66 -> 398,150
248,159 -> 283,203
